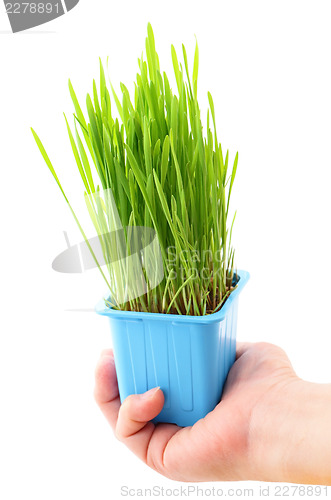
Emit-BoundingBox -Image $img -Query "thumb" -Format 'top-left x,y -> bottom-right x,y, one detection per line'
116,387 -> 164,440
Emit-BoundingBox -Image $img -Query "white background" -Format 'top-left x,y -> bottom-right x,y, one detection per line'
1,1 -> 331,499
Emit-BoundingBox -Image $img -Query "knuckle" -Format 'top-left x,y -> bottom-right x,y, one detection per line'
145,439 -> 176,480
121,394 -> 136,414
114,422 -> 124,442
146,445 -> 158,471
123,394 -> 135,405
255,341 -> 274,351
256,341 -> 286,357
146,450 -> 169,478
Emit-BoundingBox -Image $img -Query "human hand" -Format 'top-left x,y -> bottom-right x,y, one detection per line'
94,342 -> 331,485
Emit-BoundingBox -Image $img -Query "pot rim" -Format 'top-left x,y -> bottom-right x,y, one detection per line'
95,269 -> 249,324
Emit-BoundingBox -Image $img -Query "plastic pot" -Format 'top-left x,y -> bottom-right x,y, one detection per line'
96,269 -> 249,427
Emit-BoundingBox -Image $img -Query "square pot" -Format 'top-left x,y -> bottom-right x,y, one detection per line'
96,270 -> 249,427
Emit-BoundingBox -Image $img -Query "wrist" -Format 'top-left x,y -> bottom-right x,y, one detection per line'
251,377 -> 331,485
282,379 -> 331,485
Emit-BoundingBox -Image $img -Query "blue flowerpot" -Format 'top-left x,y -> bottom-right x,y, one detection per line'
96,270 -> 249,427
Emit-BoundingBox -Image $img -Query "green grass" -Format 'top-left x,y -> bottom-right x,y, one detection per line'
32,23 -> 239,316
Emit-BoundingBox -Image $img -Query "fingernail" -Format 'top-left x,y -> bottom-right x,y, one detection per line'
141,387 -> 160,400
103,352 -> 115,367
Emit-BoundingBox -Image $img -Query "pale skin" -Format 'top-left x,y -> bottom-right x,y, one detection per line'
94,342 -> 331,485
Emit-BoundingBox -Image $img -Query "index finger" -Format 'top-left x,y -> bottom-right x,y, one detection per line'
235,341 -> 254,360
